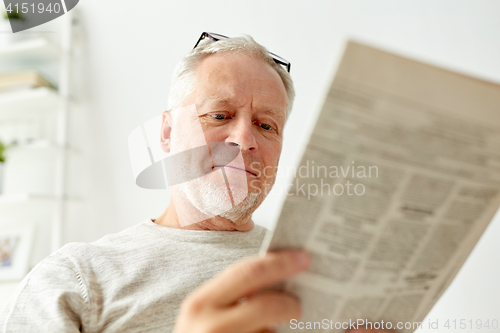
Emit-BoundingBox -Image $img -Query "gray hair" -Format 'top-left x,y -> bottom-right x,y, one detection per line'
168,35 -> 295,118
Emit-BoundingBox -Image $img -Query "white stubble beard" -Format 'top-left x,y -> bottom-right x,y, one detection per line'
176,175 -> 262,225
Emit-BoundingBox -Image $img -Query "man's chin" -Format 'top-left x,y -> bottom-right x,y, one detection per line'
174,180 -> 259,223
219,192 -> 261,225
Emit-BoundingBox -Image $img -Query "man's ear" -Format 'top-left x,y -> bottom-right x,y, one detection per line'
161,110 -> 173,153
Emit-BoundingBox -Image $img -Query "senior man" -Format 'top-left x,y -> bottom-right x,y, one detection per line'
0,33 -> 390,333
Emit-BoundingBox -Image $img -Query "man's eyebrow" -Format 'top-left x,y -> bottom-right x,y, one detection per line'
262,108 -> 285,121
199,96 -> 286,120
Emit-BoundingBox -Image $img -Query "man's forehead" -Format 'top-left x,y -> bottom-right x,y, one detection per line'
191,52 -> 288,117
195,52 -> 283,87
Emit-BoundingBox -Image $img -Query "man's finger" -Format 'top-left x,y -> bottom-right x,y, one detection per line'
193,250 -> 310,306
221,291 -> 300,333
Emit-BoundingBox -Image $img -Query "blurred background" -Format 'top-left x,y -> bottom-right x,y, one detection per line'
0,0 -> 499,330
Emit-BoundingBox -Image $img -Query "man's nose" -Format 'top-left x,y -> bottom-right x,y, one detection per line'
226,117 -> 258,151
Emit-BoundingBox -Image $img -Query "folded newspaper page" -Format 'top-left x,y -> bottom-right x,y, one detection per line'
261,41 -> 500,333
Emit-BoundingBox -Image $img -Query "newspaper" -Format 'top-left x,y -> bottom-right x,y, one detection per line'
260,41 -> 500,333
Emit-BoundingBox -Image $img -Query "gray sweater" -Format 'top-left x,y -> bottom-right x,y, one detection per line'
0,220 -> 267,333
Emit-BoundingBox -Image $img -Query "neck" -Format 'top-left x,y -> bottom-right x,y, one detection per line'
154,200 -> 254,231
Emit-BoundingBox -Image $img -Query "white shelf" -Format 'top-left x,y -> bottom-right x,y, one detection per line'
0,193 -> 78,207
0,38 -> 60,68
0,193 -> 56,206
9,141 -> 55,150
0,87 -> 60,120
10,141 -> 72,152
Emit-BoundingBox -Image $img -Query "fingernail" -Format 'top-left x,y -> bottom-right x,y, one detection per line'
293,251 -> 310,269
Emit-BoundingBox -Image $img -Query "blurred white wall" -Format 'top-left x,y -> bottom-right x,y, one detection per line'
64,0 -> 500,330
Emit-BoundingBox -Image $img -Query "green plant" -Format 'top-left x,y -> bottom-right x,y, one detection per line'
0,141 -> 6,163
3,10 -> 25,21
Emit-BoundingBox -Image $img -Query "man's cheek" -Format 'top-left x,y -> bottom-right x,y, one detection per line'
249,161 -> 262,178
262,165 -> 277,179
171,105 -> 208,151
250,179 -> 261,192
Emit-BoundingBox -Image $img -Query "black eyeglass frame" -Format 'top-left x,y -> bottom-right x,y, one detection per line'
193,32 -> 291,73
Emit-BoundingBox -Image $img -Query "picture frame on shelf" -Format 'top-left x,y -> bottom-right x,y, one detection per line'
0,224 -> 35,281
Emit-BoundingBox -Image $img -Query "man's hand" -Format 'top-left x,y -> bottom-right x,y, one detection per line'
173,250 -> 310,333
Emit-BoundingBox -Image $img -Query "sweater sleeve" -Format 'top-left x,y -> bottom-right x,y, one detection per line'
0,252 -> 90,333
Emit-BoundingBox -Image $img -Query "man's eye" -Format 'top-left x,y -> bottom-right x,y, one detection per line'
211,114 -> 227,120
259,123 -> 273,131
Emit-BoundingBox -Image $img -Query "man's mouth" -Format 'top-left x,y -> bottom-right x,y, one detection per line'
213,165 -> 257,177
